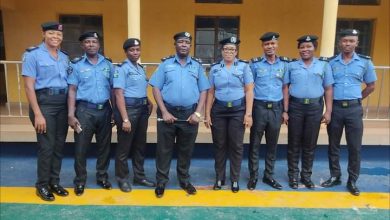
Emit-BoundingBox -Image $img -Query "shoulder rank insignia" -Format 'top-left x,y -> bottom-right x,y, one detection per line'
60,50 -> 69,56
319,56 -> 330,62
238,59 -> 249,64
251,57 -> 263,63
138,63 -> 144,69
191,56 -> 202,64
70,57 -> 83,64
279,56 -> 291,62
291,58 -> 298,62
358,54 -> 371,59
25,46 -> 38,52
116,61 -> 126,67
104,57 -> 112,62
161,55 -> 175,62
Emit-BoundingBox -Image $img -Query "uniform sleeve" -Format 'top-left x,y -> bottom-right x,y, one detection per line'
197,64 -> 211,92
113,65 -> 126,89
284,63 -> 291,84
363,59 -> 377,84
21,51 -> 37,78
249,62 -> 257,79
109,62 -> 115,87
323,62 -> 334,87
148,62 -> 165,89
67,63 -> 79,86
208,67 -> 215,87
243,64 -> 254,85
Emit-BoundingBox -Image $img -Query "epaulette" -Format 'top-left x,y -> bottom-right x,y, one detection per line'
116,61 -> 126,67
138,63 -> 144,68
25,46 -> 38,52
358,54 -> 371,59
161,55 -> 175,62
104,57 -> 112,62
70,57 -> 83,64
251,57 -> 263,63
319,56 -> 330,62
60,50 -> 68,56
191,56 -> 202,64
279,56 -> 291,62
238,59 -> 249,64
291,58 -> 298,62
210,62 -> 219,67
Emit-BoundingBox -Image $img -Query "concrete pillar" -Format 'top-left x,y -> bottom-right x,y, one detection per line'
320,0 -> 339,57
127,0 -> 141,39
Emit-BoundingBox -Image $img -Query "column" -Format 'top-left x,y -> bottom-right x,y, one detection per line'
127,0 -> 141,39
320,0 -> 339,57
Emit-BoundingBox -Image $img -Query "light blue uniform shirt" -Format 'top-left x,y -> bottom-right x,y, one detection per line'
149,54 -> 210,106
22,42 -> 69,90
329,53 -> 377,100
113,59 -> 148,98
250,56 -> 288,101
67,54 -> 114,104
285,58 -> 334,98
209,58 -> 254,102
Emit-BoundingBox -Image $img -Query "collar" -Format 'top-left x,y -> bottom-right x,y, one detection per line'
82,53 -> 104,65
174,54 -> 191,65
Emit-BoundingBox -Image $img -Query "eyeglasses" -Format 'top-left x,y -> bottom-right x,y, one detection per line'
222,48 -> 236,52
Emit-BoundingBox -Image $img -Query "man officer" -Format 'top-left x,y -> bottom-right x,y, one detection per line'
67,31 -> 115,196
321,29 -> 376,196
247,32 -> 290,190
149,32 -> 210,198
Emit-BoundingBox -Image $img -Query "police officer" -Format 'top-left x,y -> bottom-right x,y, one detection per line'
204,36 -> 254,193
149,32 -> 210,198
247,32 -> 290,190
113,38 -> 155,193
22,21 -> 69,201
321,29 -> 376,196
283,35 -> 334,189
67,31 -> 114,196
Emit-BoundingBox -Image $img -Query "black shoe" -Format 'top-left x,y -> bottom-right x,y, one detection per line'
289,178 -> 298,189
155,184 -> 165,198
49,184 -> 69,196
231,181 -> 239,193
247,179 -> 258,191
180,182 -> 197,195
321,176 -> 341,188
213,180 -> 224,190
262,177 -> 282,190
134,179 -> 156,187
36,186 -> 55,201
118,181 -> 132,193
97,180 -> 112,190
347,181 -> 360,196
301,178 -> 315,189
74,184 -> 85,196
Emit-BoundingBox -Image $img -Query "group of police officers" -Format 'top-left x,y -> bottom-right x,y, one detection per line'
22,21 -> 376,202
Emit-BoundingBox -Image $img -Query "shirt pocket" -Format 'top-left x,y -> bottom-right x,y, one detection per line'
79,68 -> 93,83
349,65 -> 364,82
189,69 -> 199,82
164,66 -> 176,83
290,69 -> 303,84
232,70 -> 244,84
38,61 -> 56,78
256,68 -> 267,78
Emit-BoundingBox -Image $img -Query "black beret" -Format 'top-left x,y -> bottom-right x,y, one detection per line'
297,35 -> 318,43
260,32 -> 279,41
123,38 -> 141,50
78,31 -> 100,41
339,29 -> 359,37
219,36 -> 240,45
41,21 -> 63,32
173,32 -> 192,41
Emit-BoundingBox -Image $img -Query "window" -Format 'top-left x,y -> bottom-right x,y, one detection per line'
195,16 -> 240,64
0,10 -> 6,104
195,0 -> 242,3
59,15 -> 103,58
339,0 -> 380,5
334,19 -> 374,56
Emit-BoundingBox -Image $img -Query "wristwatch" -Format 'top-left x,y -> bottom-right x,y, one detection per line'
194,112 -> 202,118
123,119 -> 129,123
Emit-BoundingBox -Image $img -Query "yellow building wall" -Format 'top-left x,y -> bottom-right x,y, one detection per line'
1,0 -> 388,106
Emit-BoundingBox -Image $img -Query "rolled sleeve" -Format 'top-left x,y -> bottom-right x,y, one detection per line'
22,52 -> 37,78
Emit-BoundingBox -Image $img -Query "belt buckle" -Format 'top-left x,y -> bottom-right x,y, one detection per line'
48,89 -> 54,95
342,101 -> 348,108
227,101 -> 233,108
267,103 -> 273,109
143,99 -> 148,105
303,98 -> 310,104
97,104 -> 104,110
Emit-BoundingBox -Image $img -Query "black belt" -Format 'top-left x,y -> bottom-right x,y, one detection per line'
215,98 -> 245,108
333,99 -> 361,108
164,102 -> 196,111
254,99 -> 281,109
77,100 -> 110,110
125,97 -> 148,107
36,87 -> 68,95
290,96 -> 322,105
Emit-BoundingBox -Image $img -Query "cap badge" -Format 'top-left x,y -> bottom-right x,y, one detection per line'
184,32 -> 190,37
134,40 -> 139,45
306,36 -> 311,41
231,36 -> 237,43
